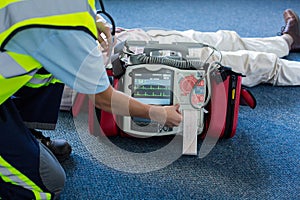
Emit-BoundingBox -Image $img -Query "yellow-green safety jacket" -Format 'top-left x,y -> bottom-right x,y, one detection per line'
0,0 -> 99,106
0,0 -> 98,199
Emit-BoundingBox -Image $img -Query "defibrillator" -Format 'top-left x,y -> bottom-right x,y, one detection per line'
117,41 -> 210,137
112,39 -> 256,140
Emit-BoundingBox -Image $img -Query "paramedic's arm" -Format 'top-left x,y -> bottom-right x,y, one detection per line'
90,85 -> 182,127
95,15 -> 112,51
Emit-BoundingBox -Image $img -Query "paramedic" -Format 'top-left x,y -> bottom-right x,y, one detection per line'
0,1 -> 182,200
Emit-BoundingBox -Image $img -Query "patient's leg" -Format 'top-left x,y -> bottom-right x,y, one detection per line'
181,30 -> 290,58
219,50 -> 300,86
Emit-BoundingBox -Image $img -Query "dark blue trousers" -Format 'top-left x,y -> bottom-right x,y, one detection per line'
0,99 -> 51,199
12,82 -> 64,130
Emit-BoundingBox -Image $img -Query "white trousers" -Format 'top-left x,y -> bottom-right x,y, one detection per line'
116,29 -> 300,87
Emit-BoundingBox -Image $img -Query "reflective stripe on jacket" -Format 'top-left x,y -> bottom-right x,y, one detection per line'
0,156 -> 52,200
25,73 -> 62,88
0,51 -> 42,105
0,0 -> 98,105
0,0 -> 98,49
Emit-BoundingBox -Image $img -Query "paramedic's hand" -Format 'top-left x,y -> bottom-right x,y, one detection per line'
96,14 -> 112,51
150,104 -> 182,127
164,104 -> 182,127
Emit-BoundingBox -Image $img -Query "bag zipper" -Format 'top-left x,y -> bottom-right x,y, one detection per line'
224,74 -> 237,138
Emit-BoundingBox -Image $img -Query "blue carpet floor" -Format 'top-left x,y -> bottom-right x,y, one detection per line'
45,0 -> 300,199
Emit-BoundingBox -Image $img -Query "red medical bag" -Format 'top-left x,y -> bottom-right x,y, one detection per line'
202,66 -> 256,139
72,68 -> 120,136
71,40 -> 256,140
72,65 -> 256,139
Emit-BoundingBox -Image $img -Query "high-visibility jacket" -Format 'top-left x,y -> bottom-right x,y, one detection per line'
0,0 -> 99,106
0,0 -> 98,199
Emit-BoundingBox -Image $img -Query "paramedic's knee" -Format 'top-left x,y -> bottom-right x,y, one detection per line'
39,143 -> 66,197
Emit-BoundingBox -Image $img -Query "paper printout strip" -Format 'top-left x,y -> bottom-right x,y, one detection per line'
182,110 -> 198,155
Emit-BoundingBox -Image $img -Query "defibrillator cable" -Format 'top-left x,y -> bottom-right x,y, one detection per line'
189,61 -> 221,110
127,42 -> 222,70
97,0 -> 115,36
96,0 -> 117,69
188,44 -> 223,111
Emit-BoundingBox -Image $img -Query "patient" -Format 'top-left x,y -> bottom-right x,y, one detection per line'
111,9 -> 300,87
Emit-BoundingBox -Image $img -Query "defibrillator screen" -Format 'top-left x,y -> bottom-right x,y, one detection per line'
131,68 -> 174,105
130,67 -> 174,132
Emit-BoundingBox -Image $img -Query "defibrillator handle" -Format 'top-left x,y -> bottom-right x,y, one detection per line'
144,42 -> 209,54
143,43 -> 188,58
